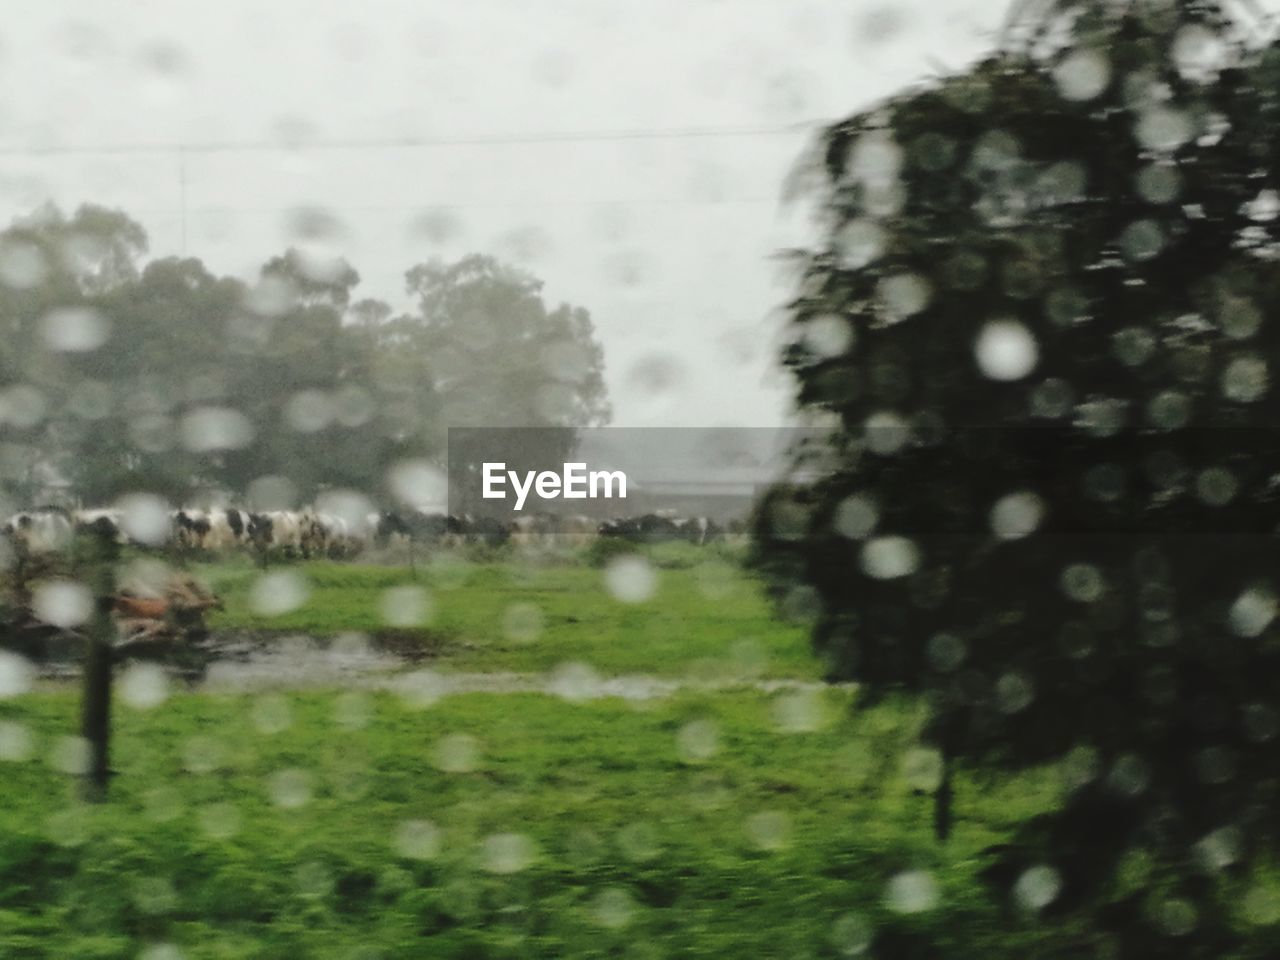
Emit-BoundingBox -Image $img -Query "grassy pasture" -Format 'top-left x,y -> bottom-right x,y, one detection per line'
4,546 -> 1270,957
193,543 -> 822,679
0,687 -> 1072,959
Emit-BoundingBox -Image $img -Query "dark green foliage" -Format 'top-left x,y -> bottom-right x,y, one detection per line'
754,1 -> 1280,954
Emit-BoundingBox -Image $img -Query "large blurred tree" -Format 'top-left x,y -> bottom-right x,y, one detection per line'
400,254 -> 612,511
754,1 -> 1280,956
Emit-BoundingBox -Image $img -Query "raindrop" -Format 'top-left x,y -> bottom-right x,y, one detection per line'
1136,163 -> 1181,204
1061,563 -> 1104,603
0,720 -> 34,761
864,411 -> 910,455
1196,467 -> 1236,506
773,688 -> 829,733
1147,390 -> 1191,430
878,273 -> 931,323
31,580 -> 93,628
1229,587 -> 1276,638
481,832 -> 535,874
502,603 -> 543,643
285,390 -> 334,433
269,768 -> 313,808
41,307 -> 108,352
1013,865 -> 1061,911
802,314 -> 854,359
860,536 -> 921,580
990,491 -> 1044,539
926,633 -> 966,672
119,663 -> 169,710
117,494 -> 173,546
1119,219 -> 1164,261
0,651 -> 36,698
1030,378 -> 1075,418
1053,48 -> 1110,101
1112,327 -> 1156,366
1194,826 -> 1241,873
180,406 -> 254,452
975,320 -> 1038,380
549,662 -> 601,702
182,736 -> 225,774
379,585 -> 433,627
604,555 -> 656,603
1136,106 -> 1193,152
885,870 -> 940,914
591,887 -> 636,930
334,691 -> 372,730
996,672 -> 1035,714
833,493 -> 878,539
252,694 -> 293,734
745,810 -> 790,851
394,820 -> 442,860
249,570 -> 310,616
394,669 -> 445,709
435,733 -> 480,773
0,240 -> 49,288
388,459 -> 447,507
198,803 -> 241,840
1222,356 -> 1267,403
676,719 -> 718,763
900,747 -> 944,791
829,912 -> 873,956
834,219 -> 886,270
50,736 -> 91,775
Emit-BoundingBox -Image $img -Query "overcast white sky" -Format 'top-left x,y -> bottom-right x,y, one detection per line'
0,0 -> 1014,427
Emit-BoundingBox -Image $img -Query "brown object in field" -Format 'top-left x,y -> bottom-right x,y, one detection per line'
165,574 -> 222,611
113,595 -> 169,620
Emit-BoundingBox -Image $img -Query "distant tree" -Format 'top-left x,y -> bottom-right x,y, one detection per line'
754,1 -> 1280,956
400,254 -> 611,511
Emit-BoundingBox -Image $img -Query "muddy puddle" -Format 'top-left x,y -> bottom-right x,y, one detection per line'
29,630 -> 850,701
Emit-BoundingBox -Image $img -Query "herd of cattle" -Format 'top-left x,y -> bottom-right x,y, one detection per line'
2,505 -> 737,560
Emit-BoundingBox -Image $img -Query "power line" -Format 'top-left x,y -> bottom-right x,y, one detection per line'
0,122 -> 820,158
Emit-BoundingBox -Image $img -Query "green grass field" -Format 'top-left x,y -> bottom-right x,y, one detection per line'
0,687 -> 1072,959
193,544 -> 823,679
8,548 -> 1264,958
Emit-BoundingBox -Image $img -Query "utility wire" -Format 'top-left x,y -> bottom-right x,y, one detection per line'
0,123 -> 820,158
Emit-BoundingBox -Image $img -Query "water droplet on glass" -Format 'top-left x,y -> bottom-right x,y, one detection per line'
435,733 -> 480,773
249,570 -> 310,616
802,314 -> 854,359
1053,48 -> 1110,101
605,555 -> 656,603
901,747 -> 944,791
0,651 -> 36,698
394,819 -> 442,860
269,768 -> 313,808
379,585 -> 433,627
591,886 -> 636,929
1013,865 -> 1061,911
31,580 -> 93,628
1229,587 -> 1276,638
676,719 -> 718,764
885,870 -> 940,914
0,720 -> 34,761
50,735 -> 91,775
1060,563 -> 1104,603
860,536 -> 921,580
198,802 -> 242,840
119,663 -> 169,710
990,491 -> 1044,540
481,832 -> 535,874
975,320 -> 1038,380
41,306 -> 108,352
